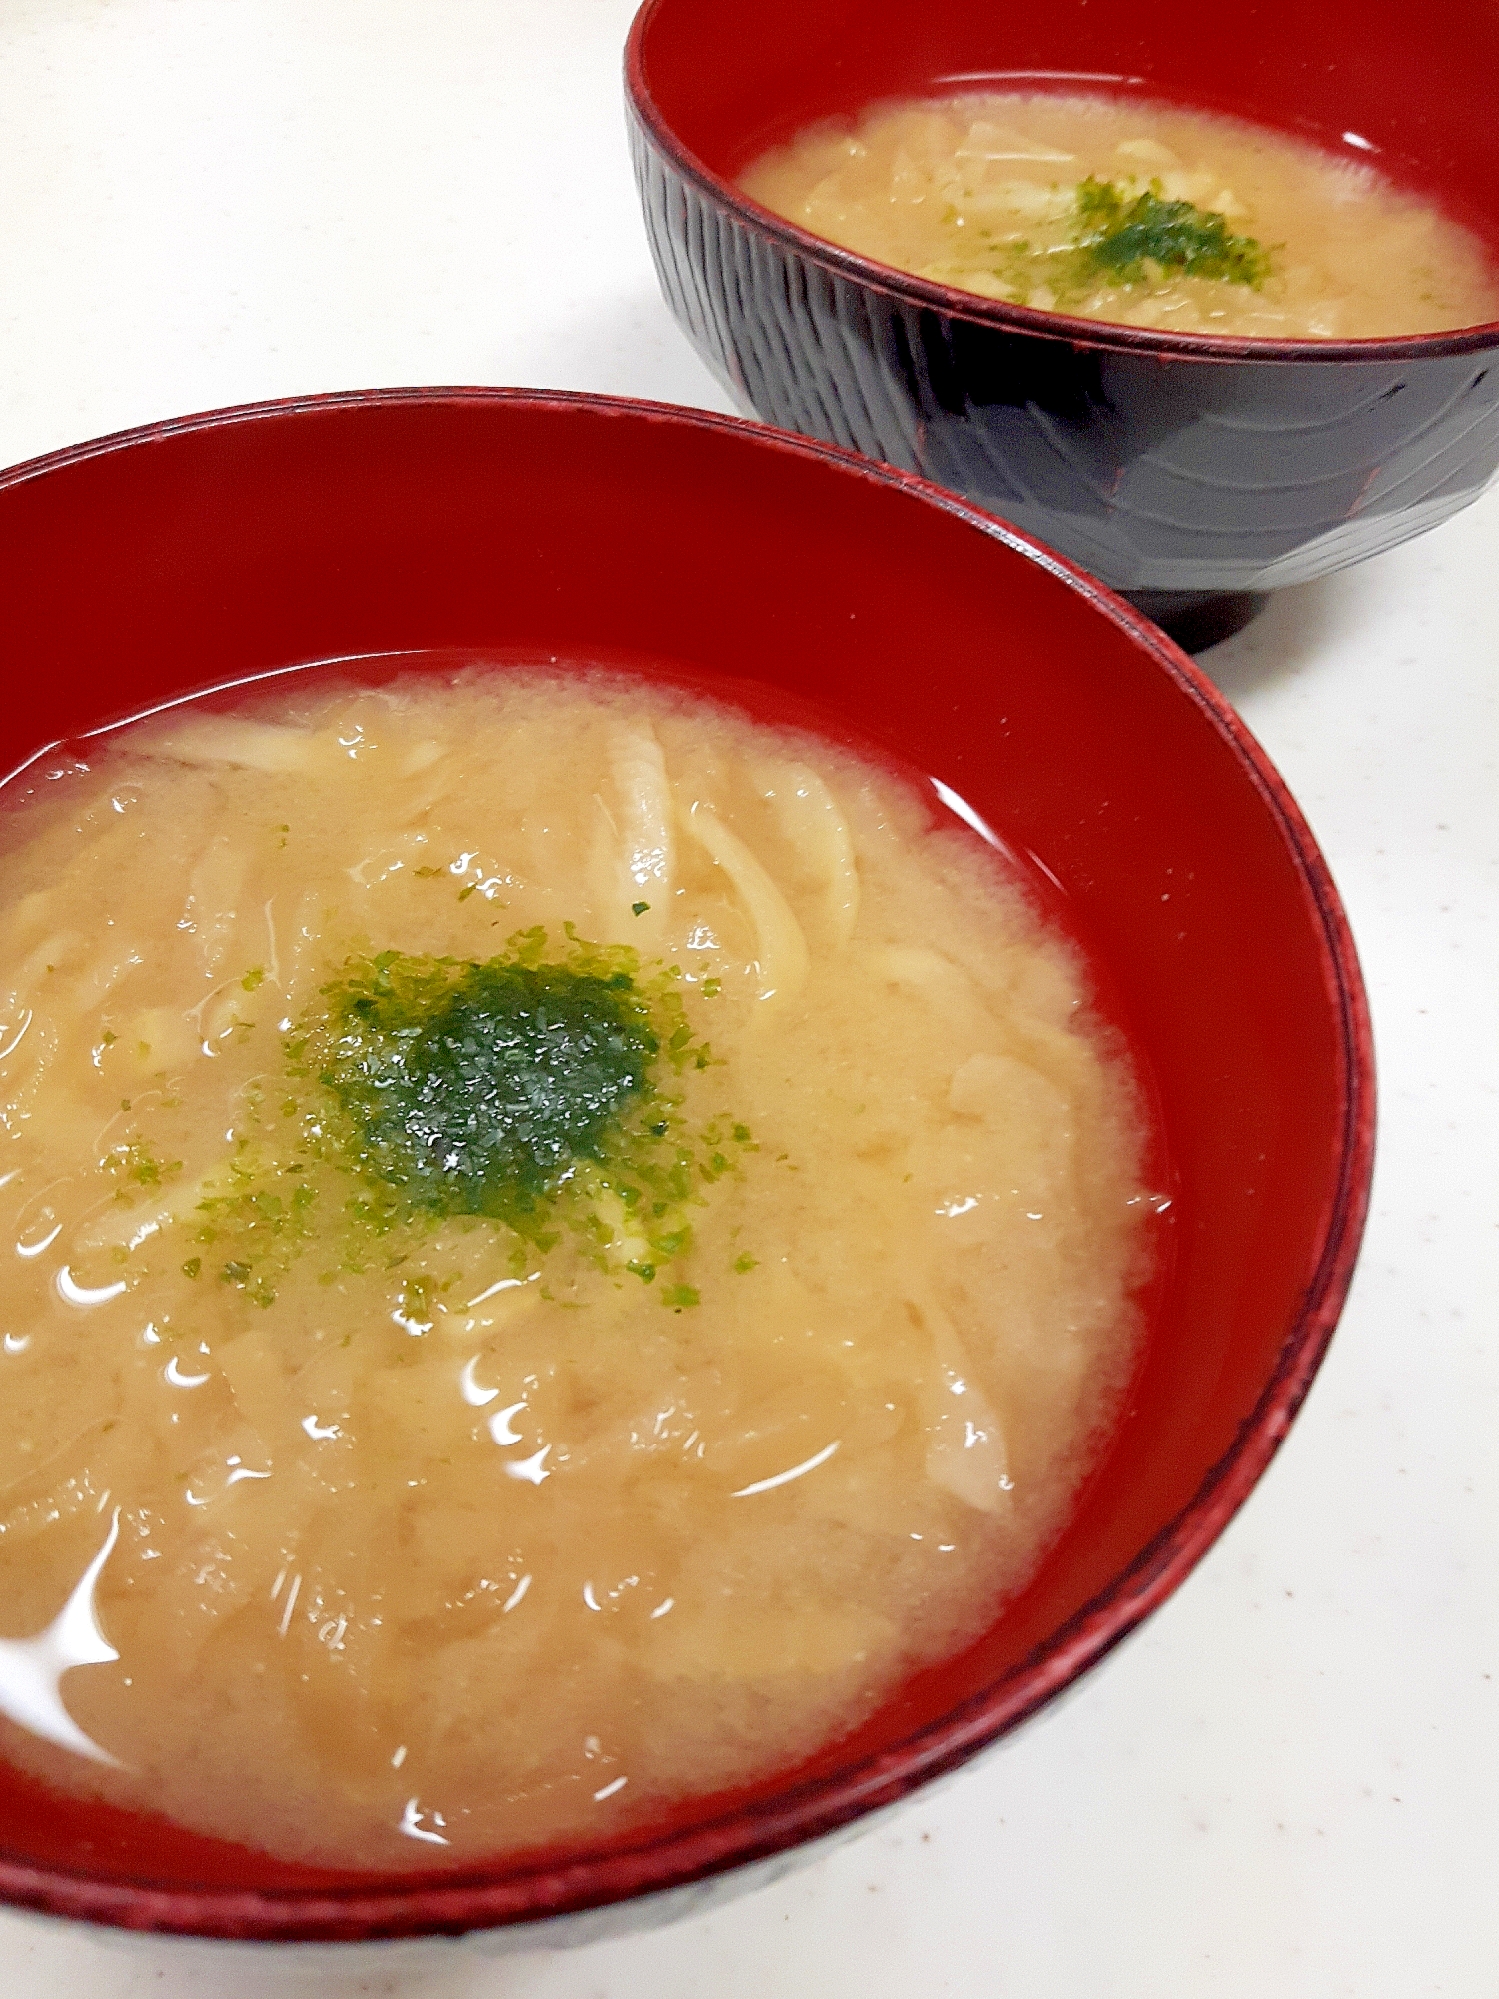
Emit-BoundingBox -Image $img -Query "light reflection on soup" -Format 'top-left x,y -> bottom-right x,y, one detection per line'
0,667 -> 1158,1867
740,93 -> 1499,339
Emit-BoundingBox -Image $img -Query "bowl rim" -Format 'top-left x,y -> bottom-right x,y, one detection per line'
0,386 -> 1375,1941
624,0 -> 1499,366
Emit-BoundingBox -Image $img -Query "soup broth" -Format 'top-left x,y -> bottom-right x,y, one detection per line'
740,93 -> 1499,339
0,666 -> 1157,1868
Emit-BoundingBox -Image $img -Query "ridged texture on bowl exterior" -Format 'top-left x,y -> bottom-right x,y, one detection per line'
628,116 -> 1499,598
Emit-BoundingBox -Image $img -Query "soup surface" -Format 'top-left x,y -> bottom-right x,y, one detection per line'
0,666 -> 1157,1868
740,92 -> 1499,338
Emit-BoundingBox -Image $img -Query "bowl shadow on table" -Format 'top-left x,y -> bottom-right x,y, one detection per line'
1186,568 -> 1358,706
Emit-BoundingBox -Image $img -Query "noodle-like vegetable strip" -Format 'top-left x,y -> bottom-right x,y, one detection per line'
680,801 -> 809,1008
140,718 -> 324,774
757,760 -> 860,945
609,727 -> 674,942
909,1295 -> 1012,1513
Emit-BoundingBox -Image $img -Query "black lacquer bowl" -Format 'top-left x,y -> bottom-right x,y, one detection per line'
626,0 -> 1499,648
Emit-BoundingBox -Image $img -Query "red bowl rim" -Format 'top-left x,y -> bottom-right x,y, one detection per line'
0,386 -> 1376,1941
624,0 -> 1499,366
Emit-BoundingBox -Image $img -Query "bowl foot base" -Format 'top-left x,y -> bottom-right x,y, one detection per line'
1126,589 -> 1269,654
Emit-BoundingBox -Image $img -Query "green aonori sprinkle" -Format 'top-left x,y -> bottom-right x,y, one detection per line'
311,937 -> 660,1226
971,174 -> 1273,308
105,1141 -> 181,1190
1070,176 -> 1271,288
290,926 -> 740,1277
105,927 -> 757,1311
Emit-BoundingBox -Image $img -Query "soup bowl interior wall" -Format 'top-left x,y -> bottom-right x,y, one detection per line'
627,0 -> 1499,650
0,390 -> 1371,1942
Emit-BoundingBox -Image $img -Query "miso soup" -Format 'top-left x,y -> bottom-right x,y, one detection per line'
0,667 -> 1161,1867
740,93 -> 1499,338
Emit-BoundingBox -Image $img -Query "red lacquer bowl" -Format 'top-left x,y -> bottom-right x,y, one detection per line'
626,0 -> 1499,651
0,389 -> 1372,1944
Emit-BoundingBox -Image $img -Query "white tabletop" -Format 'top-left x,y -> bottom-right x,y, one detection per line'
1,4 -> 1495,1994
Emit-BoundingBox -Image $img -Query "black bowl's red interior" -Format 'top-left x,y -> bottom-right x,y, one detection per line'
0,391 -> 1371,1938
631,0 -> 1499,280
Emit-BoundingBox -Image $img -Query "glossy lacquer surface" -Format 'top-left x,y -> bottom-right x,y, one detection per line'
626,0 -> 1499,644
0,391 -> 1371,1941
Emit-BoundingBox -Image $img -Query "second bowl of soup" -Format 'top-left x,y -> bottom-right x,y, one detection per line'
627,0 -> 1499,647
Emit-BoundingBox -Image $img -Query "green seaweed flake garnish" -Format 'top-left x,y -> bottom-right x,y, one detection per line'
295,928 -> 730,1275
311,941 -> 657,1226
104,1141 -> 182,1191
1070,176 -> 1271,288
193,1171 -> 320,1307
968,173 -> 1273,309
100,929 -> 752,1312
